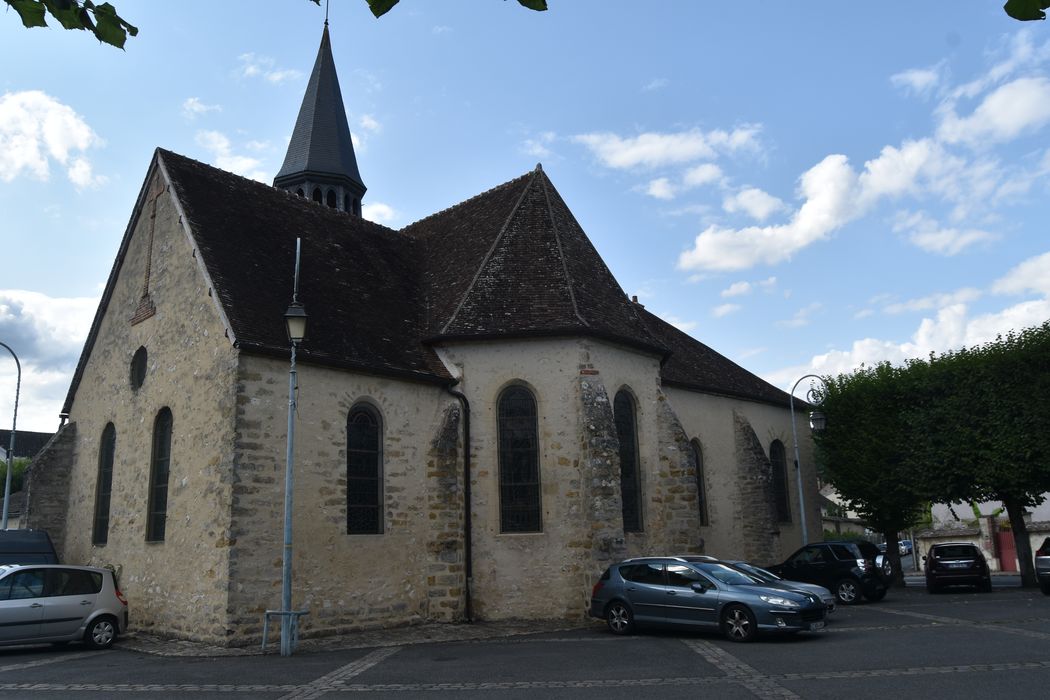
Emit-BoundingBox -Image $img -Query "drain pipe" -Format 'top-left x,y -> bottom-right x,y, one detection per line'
445,385 -> 473,622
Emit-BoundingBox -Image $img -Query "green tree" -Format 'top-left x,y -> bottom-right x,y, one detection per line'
813,363 -> 930,586
364,0 -> 546,17
1004,0 -> 1050,21
0,457 -> 28,495
3,0 -> 137,48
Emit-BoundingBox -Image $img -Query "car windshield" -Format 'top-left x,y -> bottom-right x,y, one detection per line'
697,562 -> 764,585
732,562 -> 779,581
935,545 -> 978,559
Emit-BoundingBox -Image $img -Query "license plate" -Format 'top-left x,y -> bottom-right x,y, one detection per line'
809,621 -> 825,630
948,562 -> 969,568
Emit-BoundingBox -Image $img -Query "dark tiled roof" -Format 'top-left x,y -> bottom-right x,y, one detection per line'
638,309 -> 793,408
0,430 -> 54,459
273,24 -> 365,194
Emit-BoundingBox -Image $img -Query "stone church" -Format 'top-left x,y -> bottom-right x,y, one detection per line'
25,25 -> 818,646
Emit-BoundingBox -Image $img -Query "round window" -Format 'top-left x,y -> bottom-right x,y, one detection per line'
130,346 -> 147,389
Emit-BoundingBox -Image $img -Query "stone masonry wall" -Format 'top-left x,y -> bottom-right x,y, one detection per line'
23,423 -> 76,553
653,393 -> 704,554
732,410 -> 780,564
61,167 -> 241,643
425,404 -> 465,621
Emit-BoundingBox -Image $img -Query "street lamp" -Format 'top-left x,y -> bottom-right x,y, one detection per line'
280,239 -> 307,657
0,342 -> 20,530
789,373 -> 828,546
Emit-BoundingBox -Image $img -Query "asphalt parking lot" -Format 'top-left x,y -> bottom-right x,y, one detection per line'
0,586 -> 1046,698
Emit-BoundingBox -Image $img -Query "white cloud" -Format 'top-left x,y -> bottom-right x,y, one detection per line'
992,250 -> 1050,296
362,202 -> 397,225
892,211 -> 995,255
658,313 -> 697,332
644,177 -> 676,200
883,287 -> 982,314
682,163 -> 723,187
937,76 -> 1050,146
182,97 -> 221,120
573,126 -> 760,170
359,114 -> 381,133
890,64 -> 942,95
195,130 -> 268,182
642,78 -> 669,92
777,302 -> 822,329
712,303 -> 741,318
237,54 -> 303,84
721,281 -> 752,298
521,131 -> 556,159
0,289 -> 99,432
0,90 -> 106,189
432,25 -> 452,34
723,187 -> 785,222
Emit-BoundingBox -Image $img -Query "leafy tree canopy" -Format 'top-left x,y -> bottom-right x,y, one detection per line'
3,0 -> 137,48
1004,0 -> 1050,21
365,0 -> 546,18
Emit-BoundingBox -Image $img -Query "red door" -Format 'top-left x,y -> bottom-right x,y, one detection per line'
996,531 -> 1017,572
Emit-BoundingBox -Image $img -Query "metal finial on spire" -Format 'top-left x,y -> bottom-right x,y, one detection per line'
325,0 -> 329,25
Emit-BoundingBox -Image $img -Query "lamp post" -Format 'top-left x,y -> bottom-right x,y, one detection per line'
280,239 -> 307,657
0,342 -> 20,530
789,373 -> 828,546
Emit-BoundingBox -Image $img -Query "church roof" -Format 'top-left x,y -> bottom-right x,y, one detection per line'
62,149 -> 793,415
273,24 -> 365,195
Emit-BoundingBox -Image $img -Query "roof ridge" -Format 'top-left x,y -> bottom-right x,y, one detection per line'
399,170 -> 532,234
438,168 -> 540,335
538,170 -> 588,328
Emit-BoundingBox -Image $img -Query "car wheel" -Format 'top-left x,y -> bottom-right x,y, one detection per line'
721,604 -> 757,643
1040,582 -> 1050,596
979,579 -> 992,593
605,601 -> 635,635
835,579 -> 861,605
865,587 -> 887,602
926,581 -> 938,594
84,616 -> 118,650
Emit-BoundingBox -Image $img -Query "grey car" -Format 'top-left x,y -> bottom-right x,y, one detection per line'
0,564 -> 128,649
590,556 -> 827,642
1035,537 -> 1050,595
727,560 -> 835,615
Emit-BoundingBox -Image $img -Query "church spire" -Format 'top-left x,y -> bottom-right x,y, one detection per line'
274,22 -> 366,215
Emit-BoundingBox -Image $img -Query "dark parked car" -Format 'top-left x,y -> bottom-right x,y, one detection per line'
767,541 -> 889,605
1035,537 -> 1050,595
590,556 -> 827,642
923,542 -> 991,593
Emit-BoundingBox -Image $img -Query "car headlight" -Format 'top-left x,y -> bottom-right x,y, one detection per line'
759,595 -> 799,607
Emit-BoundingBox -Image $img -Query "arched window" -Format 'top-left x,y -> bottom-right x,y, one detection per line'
770,439 -> 791,523
146,408 -> 173,542
92,423 -> 116,545
326,189 -> 337,208
347,405 -> 383,534
690,439 -> 709,527
614,390 -> 642,532
344,194 -> 351,212
352,198 -> 362,216
130,346 -> 147,390
296,188 -> 305,197
312,187 -> 323,203
497,385 -> 541,533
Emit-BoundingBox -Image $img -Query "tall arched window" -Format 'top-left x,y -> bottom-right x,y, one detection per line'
614,390 -> 642,533
770,439 -> 791,523
690,439 -> 709,527
146,408 -> 173,542
326,189 -> 337,208
497,385 -> 541,533
347,405 -> 383,534
92,423 -> 116,546
312,187 -> 323,203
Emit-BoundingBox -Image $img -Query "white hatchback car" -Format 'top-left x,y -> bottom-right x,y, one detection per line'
0,564 -> 128,649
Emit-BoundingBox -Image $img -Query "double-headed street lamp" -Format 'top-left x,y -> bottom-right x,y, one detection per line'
789,373 -> 828,546
0,341 -> 20,530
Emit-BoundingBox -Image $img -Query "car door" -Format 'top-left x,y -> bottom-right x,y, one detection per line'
618,562 -> 670,624
0,568 -> 46,643
783,545 -> 833,587
39,569 -> 101,640
664,564 -> 718,627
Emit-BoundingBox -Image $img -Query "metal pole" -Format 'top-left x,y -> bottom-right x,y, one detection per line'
0,342 -> 21,530
790,373 -> 826,546
280,339 -> 297,657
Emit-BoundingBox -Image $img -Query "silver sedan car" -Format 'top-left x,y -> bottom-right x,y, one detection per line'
727,560 -> 836,615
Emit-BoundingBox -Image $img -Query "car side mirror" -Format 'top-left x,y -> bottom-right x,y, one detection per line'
921,555 -> 927,562
690,582 -> 708,593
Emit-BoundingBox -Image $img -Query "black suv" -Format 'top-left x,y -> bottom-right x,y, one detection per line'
767,541 -> 890,605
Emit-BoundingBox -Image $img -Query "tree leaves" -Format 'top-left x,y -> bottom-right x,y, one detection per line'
1004,0 -> 1050,21
364,0 -> 548,19
3,0 -> 138,48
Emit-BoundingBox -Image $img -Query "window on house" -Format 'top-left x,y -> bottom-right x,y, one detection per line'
326,189 -> 337,208
92,423 -> 116,546
312,188 -> 322,203
146,408 -> 173,542
497,385 -> 541,533
296,188 -> 305,197
614,390 -> 642,532
344,194 -> 351,212
130,347 -> 147,390
770,439 -> 791,523
690,439 -> 709,527
347,405 -> 382,534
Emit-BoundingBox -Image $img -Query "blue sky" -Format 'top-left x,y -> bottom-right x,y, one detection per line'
2,1 -> 1050,432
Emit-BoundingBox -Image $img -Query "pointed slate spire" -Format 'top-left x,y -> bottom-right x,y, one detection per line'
274,22 -> 366,215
